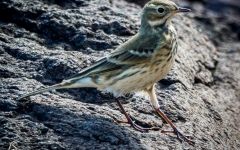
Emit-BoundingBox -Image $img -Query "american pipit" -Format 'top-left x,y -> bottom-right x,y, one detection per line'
17,0 -> 194,145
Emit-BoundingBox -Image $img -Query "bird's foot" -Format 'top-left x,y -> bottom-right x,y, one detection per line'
113,116 -> 161,132
114,98 -> 160,132
161,127 -> 195,145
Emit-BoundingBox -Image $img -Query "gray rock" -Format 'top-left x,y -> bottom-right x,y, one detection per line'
0,0 -> 239,149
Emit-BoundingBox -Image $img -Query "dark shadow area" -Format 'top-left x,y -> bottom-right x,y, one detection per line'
0,100 -> 149,149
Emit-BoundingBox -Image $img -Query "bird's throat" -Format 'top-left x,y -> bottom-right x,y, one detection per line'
140,17 -> 173,35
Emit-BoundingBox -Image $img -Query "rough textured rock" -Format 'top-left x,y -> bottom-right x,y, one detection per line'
0,0 -> 239,149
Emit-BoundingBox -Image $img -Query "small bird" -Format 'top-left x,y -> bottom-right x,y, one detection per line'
18,0 -> 194,144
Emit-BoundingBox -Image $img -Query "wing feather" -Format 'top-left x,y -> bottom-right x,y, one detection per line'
64,34 -> 161,81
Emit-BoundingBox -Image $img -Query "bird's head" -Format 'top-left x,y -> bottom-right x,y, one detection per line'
140,0 -> 190,32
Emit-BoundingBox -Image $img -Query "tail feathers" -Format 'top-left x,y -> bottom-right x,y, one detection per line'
17,83 -> 65,101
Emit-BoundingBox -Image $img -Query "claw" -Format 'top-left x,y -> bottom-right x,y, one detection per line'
173,127 -> 182,142
173,127 -> 195,145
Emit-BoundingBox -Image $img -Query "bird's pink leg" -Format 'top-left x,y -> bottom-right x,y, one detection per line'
154,108 -> 195,145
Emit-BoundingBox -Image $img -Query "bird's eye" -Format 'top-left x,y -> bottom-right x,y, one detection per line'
158,8 -> 165,13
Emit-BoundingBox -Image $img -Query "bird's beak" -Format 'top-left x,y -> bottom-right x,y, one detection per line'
173,7 -> 191,13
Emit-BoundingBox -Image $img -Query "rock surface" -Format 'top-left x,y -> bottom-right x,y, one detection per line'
0,0 -> 239,149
